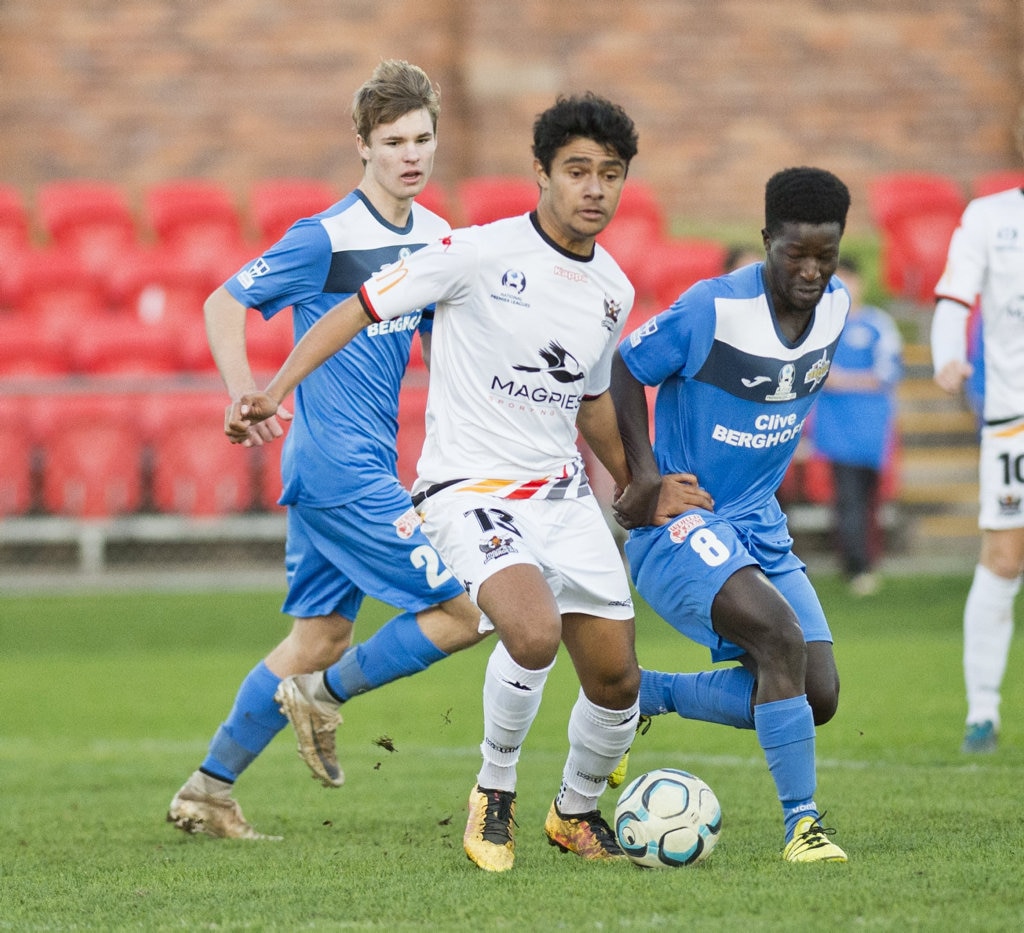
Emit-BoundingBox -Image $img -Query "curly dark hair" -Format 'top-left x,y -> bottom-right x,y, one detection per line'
764,166 -> 851,234
532,92 -> 639,174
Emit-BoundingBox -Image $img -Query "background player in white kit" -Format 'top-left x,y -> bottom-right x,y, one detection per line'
229,92 -> 710,872
932,172 -> 1024,754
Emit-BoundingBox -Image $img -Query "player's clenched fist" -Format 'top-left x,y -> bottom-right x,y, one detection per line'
225,392 -> 280,443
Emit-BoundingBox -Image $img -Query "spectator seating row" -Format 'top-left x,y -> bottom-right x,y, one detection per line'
867,169 -> 1024,305
0,176 -> 729,325
0,385 -> 427,520
0,176 -> 732,382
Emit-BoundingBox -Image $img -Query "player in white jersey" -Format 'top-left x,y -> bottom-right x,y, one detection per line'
230,93 -> 710,871
612,167 -> 852,862
167,61 -> 485,841
931,180 -> 1024,753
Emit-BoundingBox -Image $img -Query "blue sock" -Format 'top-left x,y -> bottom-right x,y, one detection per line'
201,660 -> 287,783
753,694 -> 818,840
324,612 -> 447,702
639,667 -> 755,729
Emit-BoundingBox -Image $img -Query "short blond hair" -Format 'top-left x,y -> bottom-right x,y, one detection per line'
352,59 -> 440,142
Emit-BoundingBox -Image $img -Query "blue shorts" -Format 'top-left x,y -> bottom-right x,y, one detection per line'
625,508 -> 832,663
282,478 -> 466,621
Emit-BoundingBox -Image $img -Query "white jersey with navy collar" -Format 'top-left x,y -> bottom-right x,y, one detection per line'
359,213 -> 634,497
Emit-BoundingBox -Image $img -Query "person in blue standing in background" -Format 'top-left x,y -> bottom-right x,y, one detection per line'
810,256 -> 903,596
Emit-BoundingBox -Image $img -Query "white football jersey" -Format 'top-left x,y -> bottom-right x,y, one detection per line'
359,213 -> 634,494
935,187 -> 1024,422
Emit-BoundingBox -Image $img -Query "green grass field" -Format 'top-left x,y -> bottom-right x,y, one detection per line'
2,574 -> 1023,931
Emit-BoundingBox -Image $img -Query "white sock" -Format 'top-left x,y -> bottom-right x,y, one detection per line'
964,563 -> 1019,727
476,641 -> 553,792
556,689 -> 639,815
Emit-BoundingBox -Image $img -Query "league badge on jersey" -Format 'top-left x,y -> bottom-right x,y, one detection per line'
765,363 -> 797,401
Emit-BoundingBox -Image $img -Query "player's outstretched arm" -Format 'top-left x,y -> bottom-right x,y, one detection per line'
225,294 -> 372,441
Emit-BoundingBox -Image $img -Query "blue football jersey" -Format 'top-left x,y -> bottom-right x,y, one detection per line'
225,190 -> 450,507
619,263 -> 849,537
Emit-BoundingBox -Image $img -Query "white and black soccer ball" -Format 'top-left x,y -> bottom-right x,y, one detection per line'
614,767 -> 722,868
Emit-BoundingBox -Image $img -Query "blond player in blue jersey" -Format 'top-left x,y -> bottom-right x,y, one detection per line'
167,61 -> 485,841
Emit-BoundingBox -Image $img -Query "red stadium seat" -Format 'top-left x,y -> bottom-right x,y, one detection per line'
0,183 -> 31,250
36,180 -> 139,287
867,173 -> 967,303
11,249 -> 112,337
456,175 -> 537,226
650,238 -> 728,309
249,178 -> 338,250
144,180 -> 250,285
415,182 -> 454,223
149,393 -> 257,515
246,308 -> 294,375
70,314 -> 184,376
108,249 -> 209,326
0,315 -> 70,377
396,383 -> 428,490
256,432 -> 287,512
972,170 -> 1024,199
38,395 -> 144,517
0,416 -> 36,516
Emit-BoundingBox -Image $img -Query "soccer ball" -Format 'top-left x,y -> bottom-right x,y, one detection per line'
614,767 -> 722,868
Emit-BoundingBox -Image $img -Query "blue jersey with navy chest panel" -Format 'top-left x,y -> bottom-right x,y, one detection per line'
224,189 -> 450,507
620,263 -> 849,535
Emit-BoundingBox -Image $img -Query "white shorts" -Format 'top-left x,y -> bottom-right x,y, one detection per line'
415,489 -> 634,624
978,418 -> 1024,530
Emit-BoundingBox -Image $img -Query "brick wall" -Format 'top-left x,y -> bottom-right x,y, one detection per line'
1,0 -> 1021,234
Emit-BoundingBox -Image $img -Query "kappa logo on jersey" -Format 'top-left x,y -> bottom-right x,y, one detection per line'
668,512 -> 707,543
512,341 -> 584,384
803,350 -> 831,391
479,533 -> 517,562
629,317 -> 658,347
997,493 -> 1022,516
554,264 -> 588,284
392,507 -> 422,539
765,363 -> 797,401
602,296 -> 622,332
237,258 -> 270,289
996,225 -> 1019,246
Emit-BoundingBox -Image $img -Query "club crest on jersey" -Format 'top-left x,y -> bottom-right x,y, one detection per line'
803,350 -> 831,391
668,512 -> 707,543
602,296 -> 622,332
765,363 -> 797,401
392,507 -> 422,539
479,533 -> 517,562
997,494 -> 1022,516
237,258 -> 270,289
